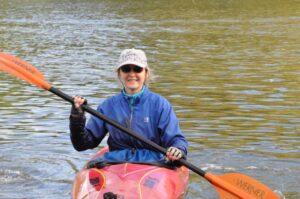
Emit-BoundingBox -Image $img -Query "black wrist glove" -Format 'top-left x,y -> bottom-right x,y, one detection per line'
70,98 -> 88,120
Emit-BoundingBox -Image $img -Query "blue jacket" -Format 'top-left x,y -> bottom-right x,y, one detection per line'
70,86 -> 188,156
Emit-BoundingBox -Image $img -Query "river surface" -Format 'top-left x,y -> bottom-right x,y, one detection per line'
0,0 -> 299,198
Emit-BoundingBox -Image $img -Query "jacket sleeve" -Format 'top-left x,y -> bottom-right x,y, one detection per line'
69,105 -> 107,151
158,99 -> 188,155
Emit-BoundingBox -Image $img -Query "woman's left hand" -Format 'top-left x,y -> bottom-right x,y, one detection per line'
166,147 -> 183,161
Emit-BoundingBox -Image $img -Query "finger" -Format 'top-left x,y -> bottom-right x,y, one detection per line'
167,149 -> 176,160
166,148 -> 172,161
168,147 -> 175,153
173,150 -> 181,158
167,147 -> 183,161
176,151 -> 183,159
74,96 -> 85,108
167,147 -> 174,157
170,148 -> 177,156
74,96 -> 81,102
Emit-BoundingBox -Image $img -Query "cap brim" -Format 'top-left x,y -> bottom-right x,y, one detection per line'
117,61 -> 147,69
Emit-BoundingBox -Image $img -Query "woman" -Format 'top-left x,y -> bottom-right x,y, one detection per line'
70,49 -> 188,164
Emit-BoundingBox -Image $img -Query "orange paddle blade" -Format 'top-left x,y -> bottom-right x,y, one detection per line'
0,53 -> 51,90
0,52 -> 44,80
205,173 -> 280,199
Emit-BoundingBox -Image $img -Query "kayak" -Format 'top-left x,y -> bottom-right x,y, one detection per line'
72,148 -> 189,199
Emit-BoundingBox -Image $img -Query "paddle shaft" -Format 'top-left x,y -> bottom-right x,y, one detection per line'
49,87 -> 206,177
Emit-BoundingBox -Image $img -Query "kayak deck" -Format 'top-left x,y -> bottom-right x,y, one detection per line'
72,148 -> 189,199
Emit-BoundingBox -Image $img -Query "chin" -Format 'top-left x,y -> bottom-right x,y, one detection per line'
127,84 -> 139,90
126,87 -> 141,93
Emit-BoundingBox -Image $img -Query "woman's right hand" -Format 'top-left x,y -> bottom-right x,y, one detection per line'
74,95 -> 86,109
70,96 -> 87,118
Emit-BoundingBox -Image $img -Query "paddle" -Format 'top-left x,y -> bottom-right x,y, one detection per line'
0,52 -> 280,199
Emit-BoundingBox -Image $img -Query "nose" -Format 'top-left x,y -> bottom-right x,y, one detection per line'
128,70 -> 135,75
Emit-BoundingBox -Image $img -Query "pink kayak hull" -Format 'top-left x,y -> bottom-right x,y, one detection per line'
72,148 -> 189,199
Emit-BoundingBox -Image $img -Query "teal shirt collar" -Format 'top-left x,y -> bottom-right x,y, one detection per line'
122,86 -> 145,106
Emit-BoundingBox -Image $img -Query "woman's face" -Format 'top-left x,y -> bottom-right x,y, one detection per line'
118,65 -> 148,95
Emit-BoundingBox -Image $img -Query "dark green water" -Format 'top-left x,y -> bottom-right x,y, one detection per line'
0,0 -> 299,198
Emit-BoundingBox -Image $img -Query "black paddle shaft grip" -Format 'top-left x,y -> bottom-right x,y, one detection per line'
49,87 -> 206,177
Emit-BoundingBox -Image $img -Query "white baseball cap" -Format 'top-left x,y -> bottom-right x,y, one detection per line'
116,49 -> 148,69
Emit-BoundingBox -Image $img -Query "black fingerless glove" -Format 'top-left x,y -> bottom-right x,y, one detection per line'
70,99 -> 88,121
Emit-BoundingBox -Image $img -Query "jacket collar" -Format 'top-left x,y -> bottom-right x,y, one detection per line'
121,86 -> 149,106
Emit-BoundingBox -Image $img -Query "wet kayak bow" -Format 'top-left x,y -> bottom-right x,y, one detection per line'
72,148 -> 189,199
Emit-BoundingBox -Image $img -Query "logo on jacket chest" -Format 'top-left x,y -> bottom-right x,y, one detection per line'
144,117 -> 149,123
124,116 -> 149,127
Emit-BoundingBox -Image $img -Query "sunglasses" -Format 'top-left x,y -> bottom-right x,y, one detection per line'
120,65 -> 144,73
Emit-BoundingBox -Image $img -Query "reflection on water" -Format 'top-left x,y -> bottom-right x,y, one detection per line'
0,1 -> 299,198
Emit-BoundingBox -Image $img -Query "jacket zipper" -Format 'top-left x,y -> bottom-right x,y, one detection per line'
129,105 -> 133,129
129,103 -> 136,148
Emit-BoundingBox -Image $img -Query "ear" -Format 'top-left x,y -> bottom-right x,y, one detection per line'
145,69 -> 150,79
117,70 -> 121,81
